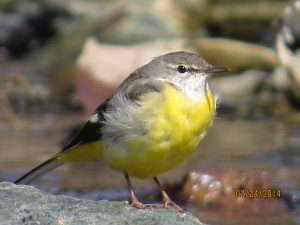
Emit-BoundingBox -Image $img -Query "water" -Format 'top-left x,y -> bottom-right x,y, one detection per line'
2,113 -> 300,224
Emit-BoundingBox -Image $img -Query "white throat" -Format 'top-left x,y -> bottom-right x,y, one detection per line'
159,74 -> 210,100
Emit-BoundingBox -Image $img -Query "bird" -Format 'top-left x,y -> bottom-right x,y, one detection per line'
15,51 -> 229,212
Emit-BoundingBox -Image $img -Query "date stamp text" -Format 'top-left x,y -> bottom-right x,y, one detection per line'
235,189 -> 281,198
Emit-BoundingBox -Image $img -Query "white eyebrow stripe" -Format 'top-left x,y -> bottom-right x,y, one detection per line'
166,63 -> 183,69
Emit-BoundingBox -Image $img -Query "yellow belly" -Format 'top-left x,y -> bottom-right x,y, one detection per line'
104,85 -> 215,178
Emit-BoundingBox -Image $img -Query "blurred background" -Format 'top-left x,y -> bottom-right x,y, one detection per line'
1,0 -> 300,224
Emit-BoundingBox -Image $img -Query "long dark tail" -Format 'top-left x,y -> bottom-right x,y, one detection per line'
14,157 -> 63,184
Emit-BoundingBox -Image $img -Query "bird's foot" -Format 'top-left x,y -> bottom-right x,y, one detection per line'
162,195 -> 185,213
127,191 -> 151,210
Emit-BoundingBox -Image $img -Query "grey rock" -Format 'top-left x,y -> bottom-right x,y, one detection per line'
0,182 -> 204,225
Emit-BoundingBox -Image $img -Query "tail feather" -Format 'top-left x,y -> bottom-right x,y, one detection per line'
14,141 -> 103,184
14,157 -> 63,184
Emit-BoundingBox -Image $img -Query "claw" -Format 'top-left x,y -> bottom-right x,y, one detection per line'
128,190 -> 152,209
153,176 -> 185,213
162,195 -> 185,213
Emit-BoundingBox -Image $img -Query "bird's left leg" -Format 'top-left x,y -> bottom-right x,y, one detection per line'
153,176 -> 185,212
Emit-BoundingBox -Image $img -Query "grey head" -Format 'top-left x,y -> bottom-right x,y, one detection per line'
113,51 -> 230,101
140,51 -> 229,81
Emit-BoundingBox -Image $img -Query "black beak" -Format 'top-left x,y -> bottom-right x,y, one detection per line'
206,65 -> 230,74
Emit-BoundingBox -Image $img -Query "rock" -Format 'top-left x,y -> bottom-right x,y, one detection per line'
184,168 -> 285,214
192,38 -> 277,74
0,12 -> 33,58
0,182 -> 204,225
0,1 -> 69,58
275,1 -> 300,111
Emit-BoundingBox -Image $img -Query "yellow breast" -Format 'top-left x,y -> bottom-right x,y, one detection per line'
105,84 -> 216,179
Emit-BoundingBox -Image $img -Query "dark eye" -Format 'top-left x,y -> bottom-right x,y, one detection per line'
177,65 -> 187,73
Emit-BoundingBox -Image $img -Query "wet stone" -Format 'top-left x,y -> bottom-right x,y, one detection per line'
0,182 -> 204,225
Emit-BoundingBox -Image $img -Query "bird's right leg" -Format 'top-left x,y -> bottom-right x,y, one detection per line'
124,172 -> 151,209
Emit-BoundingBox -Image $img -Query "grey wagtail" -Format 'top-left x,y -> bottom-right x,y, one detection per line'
15,51 -> 229,212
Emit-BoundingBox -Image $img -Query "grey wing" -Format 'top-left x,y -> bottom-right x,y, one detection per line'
63,69 -> 163,151
114,68 -> 163,102
101,73 -> 163,144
